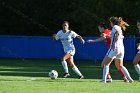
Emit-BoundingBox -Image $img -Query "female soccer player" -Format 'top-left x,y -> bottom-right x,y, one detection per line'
53,21 -> 85,79
102,17 -> 133,83
87,22 -> 128,82
133,20 -> 140,81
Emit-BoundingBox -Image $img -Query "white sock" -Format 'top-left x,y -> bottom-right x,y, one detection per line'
72,66 -> 82,76
61,61 -> 69,73
121,66 -> 133,81
103,65 -> 109,83
134,64 -> 140,77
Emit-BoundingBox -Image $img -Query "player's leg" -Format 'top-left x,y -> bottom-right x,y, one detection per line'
61,53 -> 71,77
115,59 -> 129,82
133,52 -> 140,81
115,60 -> 128,82
102,56 -> 113,83
102,49 -> 116,83
67,56 -> 84,79
101,55 -> 112,81
116,58 -> 133,82
116,51 -> 133,82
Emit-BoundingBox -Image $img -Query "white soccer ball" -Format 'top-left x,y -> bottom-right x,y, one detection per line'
48,70 -> 58,79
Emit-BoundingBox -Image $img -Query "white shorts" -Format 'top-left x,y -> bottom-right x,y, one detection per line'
106,48 -> 124,60
65,50 -> 75,56
138,50 -> 140,54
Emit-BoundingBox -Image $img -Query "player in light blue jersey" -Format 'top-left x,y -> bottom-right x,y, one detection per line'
53,21 -> 85,79
102,17 -> 133,83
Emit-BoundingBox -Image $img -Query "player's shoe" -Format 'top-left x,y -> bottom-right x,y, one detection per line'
100,80 -> 106,83
79,75 -> 84,79
128,79 -> 134,83
127,77 -> 133,83
124,79 -> 129,83
123,77 -> 129,83
63,73 -> 70,78
106,78 -> 112,82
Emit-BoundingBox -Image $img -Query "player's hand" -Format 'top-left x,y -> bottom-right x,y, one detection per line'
52,34 -> 56,40
77,35 -> 85,44
87,39 -> 94,43
81,39 -> 85,44
137,43 -> 140,50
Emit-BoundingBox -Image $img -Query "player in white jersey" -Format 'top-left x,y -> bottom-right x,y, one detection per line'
107,25 -> 124,59
102,17 -> 133,83
53,21 -> 85,79
87,22 -> 128,82
133,20 -> 140,81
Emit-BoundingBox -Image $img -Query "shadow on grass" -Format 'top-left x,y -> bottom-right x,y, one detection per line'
0,58 -> 138,80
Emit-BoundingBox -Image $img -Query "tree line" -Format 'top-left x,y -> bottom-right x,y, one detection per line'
0,0 -> 139,36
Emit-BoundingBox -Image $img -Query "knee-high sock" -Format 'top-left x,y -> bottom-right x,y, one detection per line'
62,61 -> 68,73
72,66 -> 82,76
118,69 -> 125,79
134,64 -> 140,77
121,66 -> 133,81
102,65 -> 111,79
103,65 -> 109,82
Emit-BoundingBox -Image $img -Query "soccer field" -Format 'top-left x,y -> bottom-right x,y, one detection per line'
0,59 -> 139,93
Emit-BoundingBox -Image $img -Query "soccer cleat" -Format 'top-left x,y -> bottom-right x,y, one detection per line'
129,79 -> 134,83
100,80 -> 106,83
106,78 -> 112,82
63,73 -> 70,78
124,79 -> 129,83
79,75 -> 84,79
127,77 -> 133,83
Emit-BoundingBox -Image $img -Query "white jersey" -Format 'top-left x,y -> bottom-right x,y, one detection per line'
55,30 -> 78,53
107,25 -> 124,60
110,25 -> 124,49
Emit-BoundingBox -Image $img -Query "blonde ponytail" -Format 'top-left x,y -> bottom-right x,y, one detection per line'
118,17 -> 129,31
109,16 -> 129,31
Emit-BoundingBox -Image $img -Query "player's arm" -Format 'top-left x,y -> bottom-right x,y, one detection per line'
115,31 -> 119,42
52,34 -> 56,40
113,31 -> 119,50
71,31 -> 85,44
52,31 -> 60,40
76,35 -> 85,44
137,43 -> 140,50
87,37 -> 105,43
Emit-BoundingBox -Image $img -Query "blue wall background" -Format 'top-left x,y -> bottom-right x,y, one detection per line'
0,35 -> 136,60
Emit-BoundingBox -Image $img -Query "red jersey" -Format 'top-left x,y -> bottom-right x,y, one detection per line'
101,29 -> 111,48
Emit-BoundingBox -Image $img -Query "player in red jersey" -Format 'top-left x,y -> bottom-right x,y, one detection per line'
87,22 -> 128,82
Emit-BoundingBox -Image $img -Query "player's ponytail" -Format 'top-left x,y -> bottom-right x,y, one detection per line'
109,17 -> 129,31
118,17 -> 129,31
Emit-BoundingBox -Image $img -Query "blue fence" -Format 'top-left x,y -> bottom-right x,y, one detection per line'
0,35 -> 137,60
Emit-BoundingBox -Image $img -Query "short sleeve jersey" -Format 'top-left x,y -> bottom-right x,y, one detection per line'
55,30 -> 78,52
101,29 -> 111,48
110,25 -> 124,49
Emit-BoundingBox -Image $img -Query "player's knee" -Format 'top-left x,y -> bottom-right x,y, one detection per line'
133,60 -> 137,65
61,57 -> 66,61
101,62 -> 104,67
70,64 -> 75,68
116,66 -> 121,70
69,63 -> 75,68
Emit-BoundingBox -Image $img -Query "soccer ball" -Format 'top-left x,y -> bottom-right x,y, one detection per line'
48,70 -> 58,79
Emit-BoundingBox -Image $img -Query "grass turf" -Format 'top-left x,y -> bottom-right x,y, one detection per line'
0,58 -> 140,93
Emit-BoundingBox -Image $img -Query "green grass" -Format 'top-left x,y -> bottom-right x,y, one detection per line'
0,58 -> 140,93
